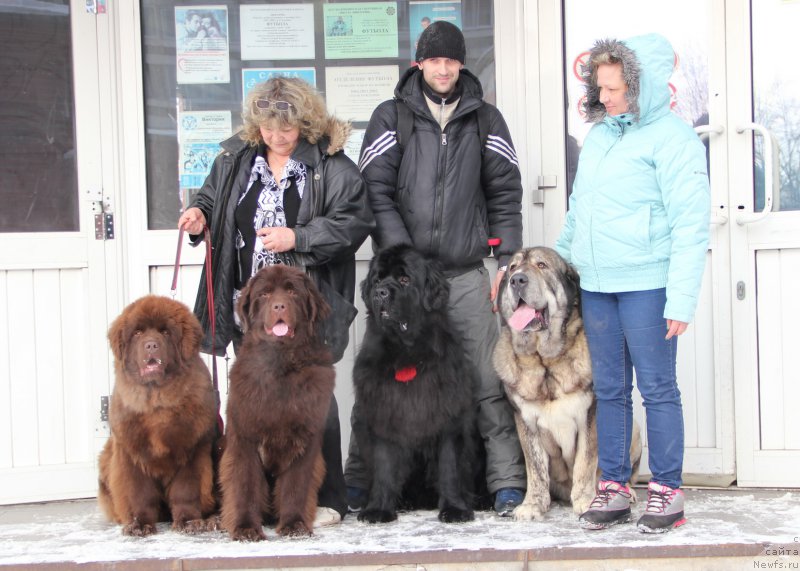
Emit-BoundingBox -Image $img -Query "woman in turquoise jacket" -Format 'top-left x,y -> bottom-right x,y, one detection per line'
555,34 -> 710,533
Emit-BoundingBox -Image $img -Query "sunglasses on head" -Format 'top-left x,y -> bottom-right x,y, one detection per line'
255,99 -> 293,110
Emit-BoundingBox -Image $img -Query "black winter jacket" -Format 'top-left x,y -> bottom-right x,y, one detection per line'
189,125 -> 374,356
358,67 -> 522,271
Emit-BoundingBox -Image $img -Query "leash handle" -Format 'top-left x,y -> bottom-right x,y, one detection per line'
170,225 -> 219,395
203,226 -> 219,392
170,227 -> 185,298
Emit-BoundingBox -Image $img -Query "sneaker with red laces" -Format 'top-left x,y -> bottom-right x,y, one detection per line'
578,480 -> 633,530
637,482 -> 687,533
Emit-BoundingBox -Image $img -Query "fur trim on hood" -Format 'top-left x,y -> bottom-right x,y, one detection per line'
581,33 -> 675,126
323,116 -> 351,156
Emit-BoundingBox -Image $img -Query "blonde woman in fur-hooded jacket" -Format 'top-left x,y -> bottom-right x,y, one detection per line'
556,33 -> 710,534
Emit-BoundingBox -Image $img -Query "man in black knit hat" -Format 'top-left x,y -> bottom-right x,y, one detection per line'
348,20 -> 527,517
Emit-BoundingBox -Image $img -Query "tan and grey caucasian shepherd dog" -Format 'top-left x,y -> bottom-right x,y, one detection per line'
493,246 -> 641,521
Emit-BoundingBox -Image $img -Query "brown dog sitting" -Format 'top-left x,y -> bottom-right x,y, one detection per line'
99,295 -> 218,536
219,265 -> 335,541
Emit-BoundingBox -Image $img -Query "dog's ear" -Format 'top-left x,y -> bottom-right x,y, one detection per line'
565,261 -> 581,307
107,307 -> 130,362
176,303 -> 204,361
360,261 -> 376,306
422,261 -> 449,311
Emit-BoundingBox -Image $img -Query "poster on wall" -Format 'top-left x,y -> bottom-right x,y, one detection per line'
178,110 -> 232,203
325,65 -> 399,122
343,129 -> 366,164
175,6 -> 230,84
408,1 -> 462,59
323,2 -> 399,59
242,68 -> 318,102
240,4 -> 315,60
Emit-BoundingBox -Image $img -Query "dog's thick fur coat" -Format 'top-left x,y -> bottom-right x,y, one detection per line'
494,247 -> 641,521
99,295 -> 218,536
353,245 -> 477,524
219,265 -> 334,541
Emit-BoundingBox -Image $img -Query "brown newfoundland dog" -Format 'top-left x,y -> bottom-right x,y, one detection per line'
219,264 -> 335,541
98,295 -> 218,536
353,245 -> 478,524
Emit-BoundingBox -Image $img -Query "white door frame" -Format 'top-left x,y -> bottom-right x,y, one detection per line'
0,0 -> 120,504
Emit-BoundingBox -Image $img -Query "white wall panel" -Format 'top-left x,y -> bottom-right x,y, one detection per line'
780,250 -> 800,450
7,270 -> 39,468
757,249 -> 800,451
0,272 -> 11,469
34,270 -> 67,466
62,269 -> 92,464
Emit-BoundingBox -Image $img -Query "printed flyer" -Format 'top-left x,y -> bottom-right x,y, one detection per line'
240,4 -> 315,60
175,5 -> 230,84
323,2 -> 399,59
325,65 -> 399,122
178,110 -> 232,196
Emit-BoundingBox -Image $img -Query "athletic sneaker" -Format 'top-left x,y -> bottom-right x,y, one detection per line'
637,482 -> 687,533
494,487 -> 524,517
313,506 -> 342,528
346,486 -> 368,514
579,480 -> 633,530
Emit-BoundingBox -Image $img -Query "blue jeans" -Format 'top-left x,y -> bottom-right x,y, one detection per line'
581,288 -> 684,489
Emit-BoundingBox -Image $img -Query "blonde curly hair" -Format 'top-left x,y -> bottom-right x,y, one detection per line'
241,77 -> 329,146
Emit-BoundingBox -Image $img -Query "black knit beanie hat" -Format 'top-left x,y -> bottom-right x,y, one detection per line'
415,21 -> 466,64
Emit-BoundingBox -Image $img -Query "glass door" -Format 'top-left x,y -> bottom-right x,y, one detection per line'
550,0 -> 734,485
0,0 -> 115,503
728,0 -> 800,486
542,0 -> 800,487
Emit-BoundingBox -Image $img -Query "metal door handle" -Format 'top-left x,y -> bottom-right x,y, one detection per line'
694,124 -> 724,139
735,122 -> 779,225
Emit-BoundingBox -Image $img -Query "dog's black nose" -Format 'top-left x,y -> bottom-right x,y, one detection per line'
510,273 -> 528,293
376,286 -> 389,299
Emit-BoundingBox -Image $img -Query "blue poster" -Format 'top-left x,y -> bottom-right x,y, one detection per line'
242,68 -> 318,102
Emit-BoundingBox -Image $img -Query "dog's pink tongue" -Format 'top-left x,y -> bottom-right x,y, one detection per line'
272,323 -> 289,337
508,305 -> 538,331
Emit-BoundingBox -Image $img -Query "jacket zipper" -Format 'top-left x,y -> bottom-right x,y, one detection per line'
432,127 -> 447,253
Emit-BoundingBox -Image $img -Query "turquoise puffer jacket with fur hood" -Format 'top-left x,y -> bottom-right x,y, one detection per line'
555,33 -> 710,323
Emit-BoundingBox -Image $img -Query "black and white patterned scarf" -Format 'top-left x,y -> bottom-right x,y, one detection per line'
236,145 -> 306,272
232,144 -> 307,326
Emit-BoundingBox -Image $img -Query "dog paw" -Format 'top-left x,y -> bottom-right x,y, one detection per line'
276,519 -> 313,537
122,520 -> 157,537
438,506 -> 474,523
176,516 -> 219,534
230,526 -> 267,542
511,502 -> 546,522
357,508 -> 397,524
571,495 -> 594,515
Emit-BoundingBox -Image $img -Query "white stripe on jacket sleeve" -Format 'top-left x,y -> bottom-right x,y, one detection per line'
358,130 -> 398,171
485,134 -> 519,167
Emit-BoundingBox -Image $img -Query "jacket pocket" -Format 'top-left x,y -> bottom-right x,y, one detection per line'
618,204 -> 652,254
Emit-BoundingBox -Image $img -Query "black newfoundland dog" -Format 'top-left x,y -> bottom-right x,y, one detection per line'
353,245 -> 477,524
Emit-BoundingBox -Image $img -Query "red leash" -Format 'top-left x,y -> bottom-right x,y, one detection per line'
172,226 -> 223,434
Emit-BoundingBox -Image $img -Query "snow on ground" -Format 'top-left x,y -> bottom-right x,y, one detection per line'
0,489 -> 798,566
